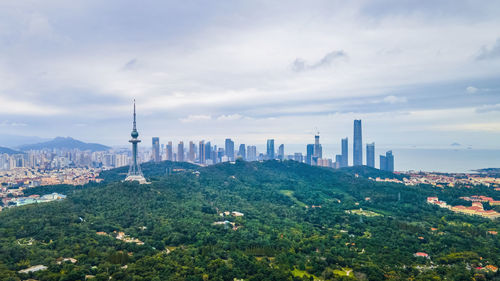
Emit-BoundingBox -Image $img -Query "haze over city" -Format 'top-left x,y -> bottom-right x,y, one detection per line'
0,0 -> 499,171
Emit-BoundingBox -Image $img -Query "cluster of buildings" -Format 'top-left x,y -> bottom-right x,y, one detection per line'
0,167 -> 101,188
148,119 -> 395,171
402,172 -> 500,188
1,192 -> 66,209
460,195 -> 500,205
427,197 -> 500,219
0,149 -> 130,170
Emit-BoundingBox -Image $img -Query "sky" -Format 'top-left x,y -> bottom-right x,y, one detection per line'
0,0 -> 500,155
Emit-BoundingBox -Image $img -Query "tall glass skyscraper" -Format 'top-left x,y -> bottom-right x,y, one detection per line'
306,144 -> 314,165
188,141 -> 195,162
247,145 -> 256,161
266,139 -> 275,160
366,142 -> 375,168
313,134 -> 322,164
386,150 -> 394,172
341,137 -> 348,167
380,150 -> 394,172
152,137 -> 160,162
199,140 -> 205,164
353,120 -> 363,166
166,141 -> 173,161
238,144 -> 246,160
205,141 -> 212,161
225,138 -> 234,161
177,141 -> 184,162
278,144 -> 284,161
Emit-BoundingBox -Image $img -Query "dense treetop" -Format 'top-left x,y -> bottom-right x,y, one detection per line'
0,160 -> 499,280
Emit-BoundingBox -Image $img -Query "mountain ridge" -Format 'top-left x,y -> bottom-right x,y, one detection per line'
18,136 -> 111,152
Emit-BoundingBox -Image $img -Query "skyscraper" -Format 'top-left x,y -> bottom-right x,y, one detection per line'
247,145 -> 256,161
386,150 -> 394,172
380,150 -> 394,172
166,141 -> 173,161
353,120 -> 362,166
177,141 -> 184,162
366,142 -> 375,168
380,155 -> 387,171
188,141 -> 196,162
238,144 -> 246,160
341,137 -> 348,167
278,144 -> 284,161
199,140 -> 205,164
306,144 -> 314,165
294,153 -> 303,163
125,100 -> 147,184
225,138 -> 234,161
335,154 -> 342,168
312,133 -> 322,165
205,141 -> 212,162
266,139 -> 275,160
152,137 -> 160,162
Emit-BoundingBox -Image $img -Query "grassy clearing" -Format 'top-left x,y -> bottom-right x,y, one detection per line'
280,190 -> 307,207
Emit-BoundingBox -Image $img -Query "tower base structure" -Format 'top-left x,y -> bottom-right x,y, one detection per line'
124,174 -> 149,184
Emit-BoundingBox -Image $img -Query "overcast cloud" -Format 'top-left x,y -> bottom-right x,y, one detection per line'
0,0 -> 499,151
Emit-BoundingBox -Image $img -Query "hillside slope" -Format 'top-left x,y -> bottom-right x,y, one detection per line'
0,160 -> 498,280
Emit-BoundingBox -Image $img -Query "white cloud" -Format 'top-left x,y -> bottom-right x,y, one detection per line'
466,86 -> 478,94
179,115 -> 212,123
383,95 -> 407,104
217,114 -> 243,121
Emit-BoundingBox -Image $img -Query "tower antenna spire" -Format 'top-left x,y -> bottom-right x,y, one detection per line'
133,99 -> 136,131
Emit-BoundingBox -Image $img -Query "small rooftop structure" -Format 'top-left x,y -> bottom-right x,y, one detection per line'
18,265 -> 47,274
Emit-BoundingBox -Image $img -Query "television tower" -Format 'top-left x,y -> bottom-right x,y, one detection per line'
125,99 -> 147,184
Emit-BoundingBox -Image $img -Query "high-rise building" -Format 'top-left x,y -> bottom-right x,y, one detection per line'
205,141 -> 212,162
341,137 -> 348,167
225,138 -> 234,161
238,144 -> 246,160
247,145 -> 256,161
218,147 -> 225,162
353,120 -> 363,166
166,141 -> 173,161
188,141 -> 196,162
312,134 -> 322,165
177,141 -> 184,162
211,145 -> 218,164
306,144 -> 314,165
294,153 -> 303,163
199,141 -> 205,164
278,144 -> 284,161
366,142 -> 375,168
335,154 -> 342,168
380,150 -> 394,172
152,137 -> 160,162
266,139 -> 275,160
386,150 -> 394,172
380,155 -> 387,171
125,100 -> 147,184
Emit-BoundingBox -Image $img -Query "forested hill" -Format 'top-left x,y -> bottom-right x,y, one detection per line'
0,160 -> 499,281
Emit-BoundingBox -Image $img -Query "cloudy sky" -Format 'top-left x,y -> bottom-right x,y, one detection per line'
1,0 -> 499,153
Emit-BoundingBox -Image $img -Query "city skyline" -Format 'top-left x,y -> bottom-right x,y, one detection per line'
0,1 -> 499,151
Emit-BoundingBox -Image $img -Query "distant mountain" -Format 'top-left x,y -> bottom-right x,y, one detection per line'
19,137 -> 111,152
475,168 -> 500,175
0,146 -> 24,155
